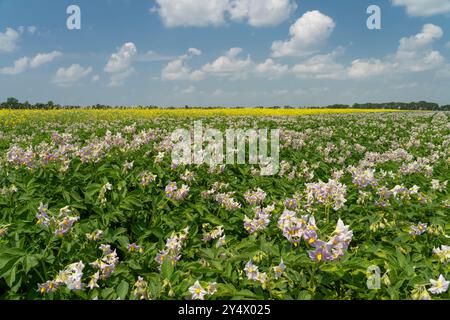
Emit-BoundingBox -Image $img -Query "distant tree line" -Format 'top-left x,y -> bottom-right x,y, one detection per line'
1,97 -> 449,111
0,98 -> 160,110
349,102 -> 449,111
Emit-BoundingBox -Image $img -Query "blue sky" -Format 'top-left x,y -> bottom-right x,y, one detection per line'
0,0 -> 449,106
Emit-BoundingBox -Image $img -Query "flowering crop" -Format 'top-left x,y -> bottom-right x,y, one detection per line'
36,204 -> 79,237
0,110 -> 448,300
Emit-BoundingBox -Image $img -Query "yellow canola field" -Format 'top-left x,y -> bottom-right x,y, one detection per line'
0,108 -> 400,126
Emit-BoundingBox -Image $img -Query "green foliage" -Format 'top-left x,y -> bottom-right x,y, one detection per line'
0,111 -> 449,300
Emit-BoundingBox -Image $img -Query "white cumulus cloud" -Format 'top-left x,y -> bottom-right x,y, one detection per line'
161,48 -> 207,81
229,0 -> 297,27
159,23 -> 446,83
52,64 -> 92,87
342,24 -> 445,78
201,47 -> 253,79
1,51 -> 61,75
292,49 -> 346,79
255,58 -> 289,79
395,24 -> 445,72
347,59 -> 395,79
0,27 -> 21,53
104,42 -> 137,86
104,42 -> 137,73
188,48 -> 202,56
152,0 -> 296,27
30,51 -> 62,68
152,0 -> 230,27
161,58 -> 205,81
271,10 -> 336,57
162,47 -> 254,81
398,24 -> 443,52
0,26 -> 38,53
392,0 -> 450,17
0,57 -> 29,75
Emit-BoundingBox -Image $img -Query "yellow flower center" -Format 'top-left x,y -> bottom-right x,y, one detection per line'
317,253 -> 322,261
